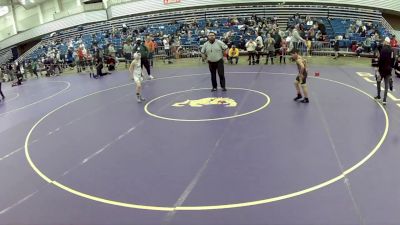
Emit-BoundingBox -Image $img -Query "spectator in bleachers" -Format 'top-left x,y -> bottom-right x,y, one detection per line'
77,47 -> 84,73
371,33 -> 379,51
277,27 -> 285,39
314,22 -> 327,40
356,18 -> 362,27
123,41 -> 133,68
264,34 -> 275,64
306,16 -> 313,26
363,36 -> 372,53
122,23 -> 128,35
213,20 -> 219,28
361,25 -> 368,37
86,53 -> 94,78
47,56 -> 56,76
315,30 -> 323,42
228,45 -> 239,64
246,39 -> 256,65
390,35 -> 398,48
290,24 -> 306,53
108,44 -> 116,59
163,36 -> 172,64
355,43 -> 364,59
333,37 -> 340,59
133,37 -> 154,79
299,24 -> 306,39
279,38 -> 288,64
111,25 -> 116,38
255,32 -> 264,64
12,62 -> 23,87
350,41 -> 358,53
394,56 -> 400,78
272,30 -> 282,55
306,38 -> 312,57
59,50 -> 66,70
175,36 -> 183,59
54,51 -> 62,74
66,48 -> 74,67
293,13 -> 301,25
199,31 -> 207,45
145,36 -> 156,67
105,54 -> 116,71
32,60 -> 39,78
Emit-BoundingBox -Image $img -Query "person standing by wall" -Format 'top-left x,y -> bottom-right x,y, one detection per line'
290,24 -> 306,53
255,32 -> 264,64
201,31 -> 228,92
163,36 -> 172,64
246,39 -> 257,65
144,36 -> 156,67
375,37 -> 395,105
264,33 -> 275,64
123,41 -> 133,68
333,37 -> 340,59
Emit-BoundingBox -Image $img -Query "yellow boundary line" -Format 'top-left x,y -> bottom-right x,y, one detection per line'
0,81 -> 71,117
144,87 -> 270,122
24,72 -> 389,211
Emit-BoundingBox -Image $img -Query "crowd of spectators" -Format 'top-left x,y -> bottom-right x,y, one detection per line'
1,13 -> 399,82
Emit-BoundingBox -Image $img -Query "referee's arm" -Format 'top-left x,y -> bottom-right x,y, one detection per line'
201,43 -> 208,60
219,40 -> 228,51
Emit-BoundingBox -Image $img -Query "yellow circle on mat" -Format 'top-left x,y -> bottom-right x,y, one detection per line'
24,73 -> 389,211
144,87 -> 271,122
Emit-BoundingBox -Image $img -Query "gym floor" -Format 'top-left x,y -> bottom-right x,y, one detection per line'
1,57 -> 400,225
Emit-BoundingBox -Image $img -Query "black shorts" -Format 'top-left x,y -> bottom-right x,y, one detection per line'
296,71 -> 308,84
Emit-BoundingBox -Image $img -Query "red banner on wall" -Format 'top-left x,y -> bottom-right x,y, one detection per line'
163,0 -> 181,4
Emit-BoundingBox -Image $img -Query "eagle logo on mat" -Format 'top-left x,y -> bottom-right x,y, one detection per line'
172,98 -> 237,107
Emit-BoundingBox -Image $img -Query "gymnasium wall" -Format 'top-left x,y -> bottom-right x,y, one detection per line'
0,10 -> 15,41
1,0 -> 400,50
107,0 -> 400,18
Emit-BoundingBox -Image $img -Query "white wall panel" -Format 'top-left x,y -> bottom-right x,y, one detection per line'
107,0 -> 400,18
0,10 -> 107,49
18,14 -> 41,31
0,25 -> 14,41
41,0 -> 57,22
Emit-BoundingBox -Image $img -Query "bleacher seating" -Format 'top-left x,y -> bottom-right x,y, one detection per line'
0,48 -> 13,65
13,4 -> 392,63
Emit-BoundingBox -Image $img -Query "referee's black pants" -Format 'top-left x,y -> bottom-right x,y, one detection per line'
0,82 -> 4,99
140,58 -> 151,76
208,59 -> 225,89
376,74 -> 391,101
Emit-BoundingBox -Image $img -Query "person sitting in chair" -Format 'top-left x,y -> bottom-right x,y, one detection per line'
228,45 -> 239,64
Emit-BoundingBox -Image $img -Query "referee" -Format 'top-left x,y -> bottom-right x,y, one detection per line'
375,37 -> 395,105
201,32 -> 228,92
